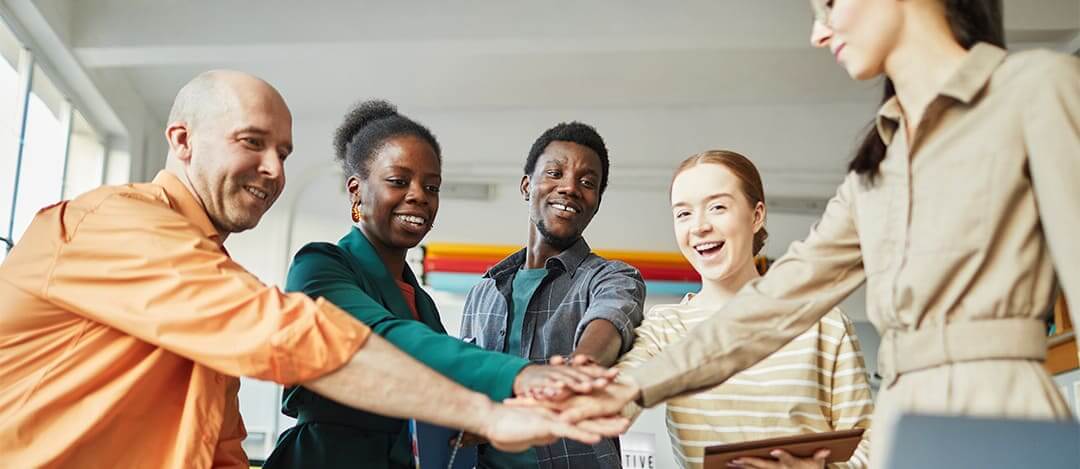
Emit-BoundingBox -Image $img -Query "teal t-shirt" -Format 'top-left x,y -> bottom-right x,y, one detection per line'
485,267 -> 548,468
506,268 -> 547,355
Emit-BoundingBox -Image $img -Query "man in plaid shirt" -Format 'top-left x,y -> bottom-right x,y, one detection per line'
461,122 -> 646,469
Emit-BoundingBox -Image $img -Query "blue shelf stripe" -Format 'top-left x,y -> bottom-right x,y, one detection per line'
645,280 -> 700,297
425,272 -> 484,293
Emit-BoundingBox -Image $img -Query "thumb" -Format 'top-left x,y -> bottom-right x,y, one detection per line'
771,449 -> 797,465
813,448 -> 831,461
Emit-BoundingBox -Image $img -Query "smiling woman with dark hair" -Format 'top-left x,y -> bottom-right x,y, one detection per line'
549,2 -> 1079,468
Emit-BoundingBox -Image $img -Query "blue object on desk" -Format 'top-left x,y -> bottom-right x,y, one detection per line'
410,419 -> 478,469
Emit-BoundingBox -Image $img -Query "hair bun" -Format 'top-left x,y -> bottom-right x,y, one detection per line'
333,100 -> 398,162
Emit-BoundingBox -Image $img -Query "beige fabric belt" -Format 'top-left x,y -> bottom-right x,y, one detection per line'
877,318 -> 1047,387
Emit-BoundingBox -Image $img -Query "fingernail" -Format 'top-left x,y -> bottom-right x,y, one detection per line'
770,450 -> 782,457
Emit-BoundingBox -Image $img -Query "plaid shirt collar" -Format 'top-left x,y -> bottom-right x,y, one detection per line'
484,237 -> 592,281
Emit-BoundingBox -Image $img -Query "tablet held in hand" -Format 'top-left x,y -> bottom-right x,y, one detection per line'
703,428 -> 865,467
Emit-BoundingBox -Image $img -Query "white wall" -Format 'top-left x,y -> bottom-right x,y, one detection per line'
91,67 -> 167,182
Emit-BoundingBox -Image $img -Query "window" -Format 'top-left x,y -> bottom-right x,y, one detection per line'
0,14 -> 126,258
10,64 -> 68,242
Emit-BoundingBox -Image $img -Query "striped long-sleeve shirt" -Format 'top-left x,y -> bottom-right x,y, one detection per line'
616,296 -> 873,469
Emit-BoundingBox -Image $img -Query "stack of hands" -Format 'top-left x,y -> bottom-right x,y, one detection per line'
459,355 -> 641,452
464,357 -> 828,468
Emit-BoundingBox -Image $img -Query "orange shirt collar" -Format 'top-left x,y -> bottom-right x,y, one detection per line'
151,170 -> 222,244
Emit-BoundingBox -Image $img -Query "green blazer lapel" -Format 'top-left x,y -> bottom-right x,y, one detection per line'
339,228 -> 446,333
339,227 -> 414,321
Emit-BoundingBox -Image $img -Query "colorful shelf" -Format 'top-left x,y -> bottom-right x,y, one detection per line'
422,242 -> 701,296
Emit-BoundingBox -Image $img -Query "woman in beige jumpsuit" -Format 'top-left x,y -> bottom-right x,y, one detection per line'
553,1 -> 1080,467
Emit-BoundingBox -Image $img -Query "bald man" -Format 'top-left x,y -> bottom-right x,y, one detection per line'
0,71 -> 624,468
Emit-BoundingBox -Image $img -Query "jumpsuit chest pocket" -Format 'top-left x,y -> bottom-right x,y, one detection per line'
907,147 -> 993,254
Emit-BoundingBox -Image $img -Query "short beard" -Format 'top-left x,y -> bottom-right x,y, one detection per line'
536,218 -> 580,251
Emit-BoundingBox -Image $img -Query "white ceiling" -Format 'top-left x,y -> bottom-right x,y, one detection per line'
3,0 -> 1076,187
17,0 -> 1077,124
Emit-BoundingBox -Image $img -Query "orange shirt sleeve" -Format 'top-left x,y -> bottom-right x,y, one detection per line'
11,190 -> 369,385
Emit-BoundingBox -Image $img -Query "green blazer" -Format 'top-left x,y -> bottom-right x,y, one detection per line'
264,228 -> 529,469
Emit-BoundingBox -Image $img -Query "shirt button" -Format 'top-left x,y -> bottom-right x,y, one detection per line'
499,329 -> 506,337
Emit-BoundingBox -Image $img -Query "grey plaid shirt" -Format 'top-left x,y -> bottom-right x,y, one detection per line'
460,238 -> 646,469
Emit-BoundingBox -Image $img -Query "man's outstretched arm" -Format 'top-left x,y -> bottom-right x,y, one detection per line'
303,332 -> 626,451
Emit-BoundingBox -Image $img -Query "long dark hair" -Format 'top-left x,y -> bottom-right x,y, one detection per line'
850,0 -> 1005,183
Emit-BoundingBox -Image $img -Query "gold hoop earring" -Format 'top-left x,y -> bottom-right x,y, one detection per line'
351,201 -> 362,223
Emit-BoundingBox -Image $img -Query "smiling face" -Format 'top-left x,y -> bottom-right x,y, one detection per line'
809,0 -> 903,81
521,140 -> 602,250
670,163 -> 764,283
349,135 -> 442,251
178,76 -> 293,235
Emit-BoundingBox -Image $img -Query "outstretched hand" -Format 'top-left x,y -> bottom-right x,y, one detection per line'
512,361 -> 617,401
505,376 -> 640,424
478,402 -> 630,452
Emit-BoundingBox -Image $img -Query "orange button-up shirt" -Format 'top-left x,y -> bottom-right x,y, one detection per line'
0,171 -> 371,468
